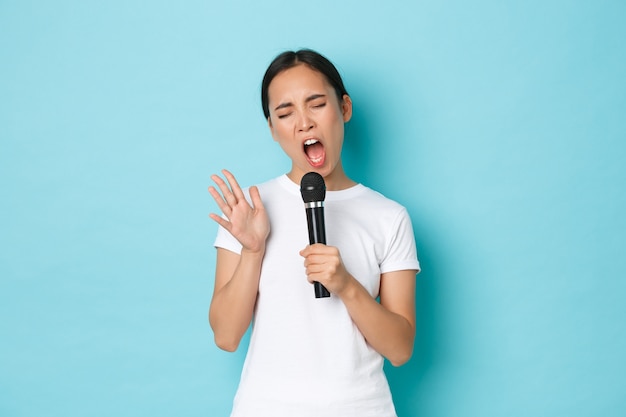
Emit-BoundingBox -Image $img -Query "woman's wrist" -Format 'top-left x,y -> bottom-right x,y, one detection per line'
241,246 -> 266,259
335,274 -> 363,302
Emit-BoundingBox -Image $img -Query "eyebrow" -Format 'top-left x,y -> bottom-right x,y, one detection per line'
273,94 -> 327,112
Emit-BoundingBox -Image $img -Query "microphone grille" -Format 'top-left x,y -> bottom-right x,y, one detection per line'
300,172 -> 326,203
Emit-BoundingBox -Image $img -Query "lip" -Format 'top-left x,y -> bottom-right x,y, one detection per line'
302,136 -> 326,167
302,136 -> 321,146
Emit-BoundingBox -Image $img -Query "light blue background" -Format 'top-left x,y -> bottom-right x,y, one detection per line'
1,1 -> 625,416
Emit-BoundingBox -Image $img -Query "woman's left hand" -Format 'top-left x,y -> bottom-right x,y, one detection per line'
299,244 -> 353,295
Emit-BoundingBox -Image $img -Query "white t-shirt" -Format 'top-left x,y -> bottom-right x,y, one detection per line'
214,175 -> 420,417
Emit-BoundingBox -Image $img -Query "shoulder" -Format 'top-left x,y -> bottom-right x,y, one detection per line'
327,184 -> 412,230
352,184 -> 409,215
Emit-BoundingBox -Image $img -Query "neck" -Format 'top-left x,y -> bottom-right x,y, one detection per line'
323,166 -> 357,191
287,162 -> 357,191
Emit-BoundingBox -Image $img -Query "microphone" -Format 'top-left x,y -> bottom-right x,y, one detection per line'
300,172 -> 331,298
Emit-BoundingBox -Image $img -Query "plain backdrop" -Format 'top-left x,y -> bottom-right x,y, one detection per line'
1,1 -> 625,416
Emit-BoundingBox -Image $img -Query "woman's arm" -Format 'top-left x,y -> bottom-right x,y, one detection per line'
209,247 -> 264,352
339,269 -> 416,366
300,244 -> 417,366
207,170 -> 269,352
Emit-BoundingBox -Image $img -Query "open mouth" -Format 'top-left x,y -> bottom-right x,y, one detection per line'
303,138 -> 325,167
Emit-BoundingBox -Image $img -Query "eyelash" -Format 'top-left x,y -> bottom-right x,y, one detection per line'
277,103 -> 326,119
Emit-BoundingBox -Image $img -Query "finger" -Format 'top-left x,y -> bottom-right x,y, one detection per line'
299,244 -> 321,256
308,243 -> 329,251
303,254 -> 327,267
211,174 -> 238,206
305,274 -> 317,284
221,169 -> 247,203
306,271 -> 327,285
208,185 -> 232,215
209,213 -> 231,231
301,244 -> 333,258
305,263 -> 327,274
249,186 -> 265,211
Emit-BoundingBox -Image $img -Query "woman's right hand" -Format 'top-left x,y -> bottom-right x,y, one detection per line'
208,169 -> 270,254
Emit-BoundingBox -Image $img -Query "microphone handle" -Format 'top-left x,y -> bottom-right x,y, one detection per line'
305,206 -> 331,298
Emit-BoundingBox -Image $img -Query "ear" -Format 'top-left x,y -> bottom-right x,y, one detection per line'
341,95 -> 353,123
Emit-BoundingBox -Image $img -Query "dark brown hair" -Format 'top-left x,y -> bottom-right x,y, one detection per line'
261,49 -> 349,119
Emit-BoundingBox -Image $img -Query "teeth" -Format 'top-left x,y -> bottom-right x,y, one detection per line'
304,139 -> 318,146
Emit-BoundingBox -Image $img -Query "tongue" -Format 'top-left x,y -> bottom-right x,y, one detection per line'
305,142 -> 324,160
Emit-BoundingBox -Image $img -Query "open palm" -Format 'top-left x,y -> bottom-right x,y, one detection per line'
208,170 -> 269,253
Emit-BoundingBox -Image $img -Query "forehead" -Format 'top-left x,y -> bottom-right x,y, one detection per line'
267,64 -> 333,103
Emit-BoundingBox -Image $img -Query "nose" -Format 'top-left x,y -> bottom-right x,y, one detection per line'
297,111 -> 314,132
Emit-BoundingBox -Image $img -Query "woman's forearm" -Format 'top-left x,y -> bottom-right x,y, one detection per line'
209,249 -> 264,352
338,273 -> 416,366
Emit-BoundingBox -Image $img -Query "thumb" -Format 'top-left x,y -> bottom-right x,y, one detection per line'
299,245 -> 311,257
249,185 -> 264,210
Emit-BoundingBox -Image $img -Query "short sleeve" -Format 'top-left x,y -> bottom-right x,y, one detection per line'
213,219 -> 243,254
379,207 -> 420,274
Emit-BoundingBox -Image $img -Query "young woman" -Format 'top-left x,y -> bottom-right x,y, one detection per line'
208,49 -> 420,417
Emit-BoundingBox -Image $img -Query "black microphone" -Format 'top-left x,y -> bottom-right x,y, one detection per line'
300,172 -> 331,298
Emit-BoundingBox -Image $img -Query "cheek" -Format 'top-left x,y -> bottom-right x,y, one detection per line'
272,125 -> 301,152
272,125 -> 291,142
326,113 -> 345,136
326,107 -> 344,125
269,120 -> 286,139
